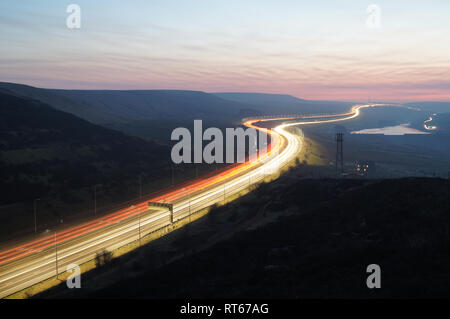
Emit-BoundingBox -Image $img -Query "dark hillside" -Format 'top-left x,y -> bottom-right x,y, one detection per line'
40,171 -> 450,299
0,91 -> 169,205
104,177 -> 450,298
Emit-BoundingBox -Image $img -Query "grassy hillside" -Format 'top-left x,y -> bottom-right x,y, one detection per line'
0,91 -> 175,236
49,89 -> 249,123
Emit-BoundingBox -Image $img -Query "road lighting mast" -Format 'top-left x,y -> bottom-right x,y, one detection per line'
54,232 -> 58,278
138,209 -> 141,246
94,185 -> 98,216
188,189 -> 192,222
139,174 -> 143,199
93,184 -> 103,216
33,198 -> 40,233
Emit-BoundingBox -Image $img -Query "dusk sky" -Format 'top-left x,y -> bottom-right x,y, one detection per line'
1,0 -> 450,101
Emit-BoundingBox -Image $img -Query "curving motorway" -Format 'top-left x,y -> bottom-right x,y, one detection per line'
0,103 -> 379,298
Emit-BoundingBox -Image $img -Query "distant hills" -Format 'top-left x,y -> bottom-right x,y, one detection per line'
0,82 -> 251,125
0,82 -> 260,141
214,92 -> 354,115
0,82 -> 357,141
214,92 -> 307,105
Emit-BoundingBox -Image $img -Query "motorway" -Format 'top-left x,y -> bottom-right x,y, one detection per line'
424,113 -> 438,130
0,104 -> 378,298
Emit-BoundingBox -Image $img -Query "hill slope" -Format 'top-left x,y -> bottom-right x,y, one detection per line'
0,83 -> 112,124
214,92 -> 307,105
0,82 -> 253,125
0,90 -> 169,205
214,92 -> 354,115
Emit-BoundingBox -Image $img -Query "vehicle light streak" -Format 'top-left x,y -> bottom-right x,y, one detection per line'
424,114 -> 437,130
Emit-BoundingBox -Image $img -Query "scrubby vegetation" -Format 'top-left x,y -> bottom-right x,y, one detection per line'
38,163 -> 450,298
